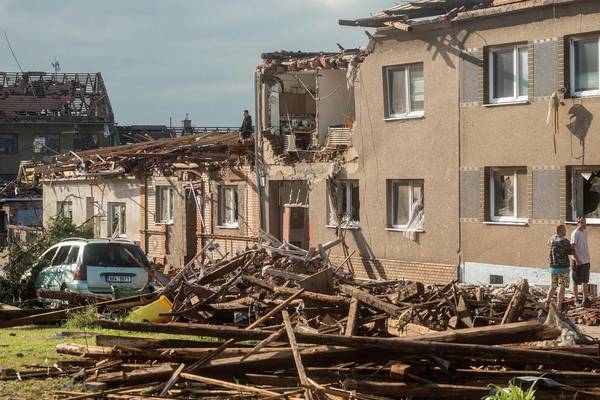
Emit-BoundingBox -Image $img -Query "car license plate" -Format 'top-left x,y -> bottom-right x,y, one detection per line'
106,275 -> 132,283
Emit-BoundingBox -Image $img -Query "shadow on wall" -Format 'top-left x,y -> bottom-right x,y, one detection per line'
567,104 -> 593,162
390,30 -> 471,70
350,229 -> 388,280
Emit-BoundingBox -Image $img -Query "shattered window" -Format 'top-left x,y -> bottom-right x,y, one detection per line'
490,168 -> 528,222
33,135 -> 60,155
0,134 -> 17,154
108,203 -> 126,237
572,169 -> 600,222
489,45 -> 528,103
57,201 -> 73,221
335,180 -> 359,226
218,185 -> 238,227
155,187 -> 174,223
388,180 -> 424,229
572,37 -> 599,95
385,63 -> 424,118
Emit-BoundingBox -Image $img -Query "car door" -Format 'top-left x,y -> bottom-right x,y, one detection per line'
61,245 -> 81,291
34,246 -> 59,289
42,245 -> 71,290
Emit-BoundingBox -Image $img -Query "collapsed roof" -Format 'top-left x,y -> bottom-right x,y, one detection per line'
0,72 -> 114,123
258,49 -> 367,76
37,132 -> 253,179
339,0 -> 519,29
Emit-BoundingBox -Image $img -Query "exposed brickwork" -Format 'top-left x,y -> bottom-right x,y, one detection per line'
330,255 -> 457,285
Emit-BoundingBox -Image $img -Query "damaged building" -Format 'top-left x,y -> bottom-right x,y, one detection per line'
250,0 -> 600,286
254,49 -> 366,255
0,71 -> 117,183
328,0 -> 600,286
38,132 -> 258,269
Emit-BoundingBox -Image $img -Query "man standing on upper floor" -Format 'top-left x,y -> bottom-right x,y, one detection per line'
239,109 -> 254,142
571,216 -> 591,307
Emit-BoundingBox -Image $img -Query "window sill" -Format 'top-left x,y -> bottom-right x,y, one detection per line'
155,221 -> 174,226
326,223 -> 360,230
565,221 -> 600,225
386,227 -> 425,233
571,92 -> 600,98
483,100 -> 529,107
484,221 -> 529,226
216,225 -> 240,230
384,114 -> 424,121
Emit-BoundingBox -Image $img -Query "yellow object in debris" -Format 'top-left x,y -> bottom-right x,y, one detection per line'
126,295 -> 173,323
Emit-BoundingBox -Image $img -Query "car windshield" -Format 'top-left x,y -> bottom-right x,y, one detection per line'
82,243 -> 149,268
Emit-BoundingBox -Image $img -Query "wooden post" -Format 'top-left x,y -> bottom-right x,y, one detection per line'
345,297 -> 359,336
282,309 -> 314,400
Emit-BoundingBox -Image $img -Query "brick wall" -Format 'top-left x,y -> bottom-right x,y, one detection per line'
331,255 -> 458,285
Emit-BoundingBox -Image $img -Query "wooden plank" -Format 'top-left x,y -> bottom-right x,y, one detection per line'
501,279 -> 529,324
282,309 -> 313,400
187,289 -> 305,369
242,275 -> 348,304
299,268 -> 334,294
159,363 -> 185,397
180,373 -> 281,397
344,297 -> 359,336
339,284 -> 403,315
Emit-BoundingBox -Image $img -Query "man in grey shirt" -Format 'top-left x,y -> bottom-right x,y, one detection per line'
571,216 -> 591,307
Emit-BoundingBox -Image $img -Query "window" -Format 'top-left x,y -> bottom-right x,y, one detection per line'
57,201 -> 73,220
570,36 -> 600,97
155,187 -> 174,223
0,134 -> 17,154
73,134 -> 99,150
384,63 -> 424,118
218,185 -> 238,228
33,135 -> 60,154
387,180 -> 424,229
570,168 -> 600,223
65,246 -> 80,264
489,168 -> 528,222
328,180 -> 359,227
489,274 -> 504,285
488,45 -> 528,103
108,203 -> 126,237
52,246 -> 71,266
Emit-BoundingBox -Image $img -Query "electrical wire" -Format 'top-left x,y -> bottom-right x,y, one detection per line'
3,31 -> 23,72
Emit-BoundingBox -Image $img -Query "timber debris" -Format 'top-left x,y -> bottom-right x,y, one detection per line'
2,234 -> 600,398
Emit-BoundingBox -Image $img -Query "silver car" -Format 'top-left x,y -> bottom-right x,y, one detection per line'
34,238 -> 149,295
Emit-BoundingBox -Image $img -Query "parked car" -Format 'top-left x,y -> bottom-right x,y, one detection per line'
34,238 -> 150,295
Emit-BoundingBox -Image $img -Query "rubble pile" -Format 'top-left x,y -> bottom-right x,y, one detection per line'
2,235 -> 600,399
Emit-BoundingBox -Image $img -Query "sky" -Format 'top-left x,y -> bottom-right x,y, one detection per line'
0,0 -> 392,127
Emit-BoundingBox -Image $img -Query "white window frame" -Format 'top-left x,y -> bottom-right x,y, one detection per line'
385,63 -> 424,119
488,44 -> 528,104
327,179 -> 360,229
57,201 -> 73,221
218,185 -> 239,229
388,180 -> 423,230
570,36 -> 600,97
108,202 -> 126,238
489,168 -> 528,223
155,187 -> 174,224
571,167 -> 600,224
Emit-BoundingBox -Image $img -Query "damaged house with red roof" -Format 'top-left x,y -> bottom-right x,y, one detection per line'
38,132 -> 258,269
0,71 -> 117,183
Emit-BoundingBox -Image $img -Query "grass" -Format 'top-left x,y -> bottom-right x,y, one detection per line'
0,324 -> 210,399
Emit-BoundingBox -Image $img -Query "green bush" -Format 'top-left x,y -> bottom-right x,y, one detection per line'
63,305 -> 99,330
486,383 -> 536,400
0,216 -> 94,304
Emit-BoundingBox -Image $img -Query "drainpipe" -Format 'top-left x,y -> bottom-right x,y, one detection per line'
254,70 -> 265,231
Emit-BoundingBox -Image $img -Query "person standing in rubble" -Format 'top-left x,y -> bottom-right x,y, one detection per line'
239,109 -> 254,141
544,224 -> 575,312
571,216 -> 591,307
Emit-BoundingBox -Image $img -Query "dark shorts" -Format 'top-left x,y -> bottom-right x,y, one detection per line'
571,262 -> 591,285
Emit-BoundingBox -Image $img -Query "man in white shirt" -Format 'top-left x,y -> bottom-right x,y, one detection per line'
571,216 -> 591,307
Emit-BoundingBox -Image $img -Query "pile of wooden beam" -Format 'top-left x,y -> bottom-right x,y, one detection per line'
3,238 -> 600,398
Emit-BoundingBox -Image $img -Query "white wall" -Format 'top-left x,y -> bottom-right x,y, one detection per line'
461,261 -> 600,289
42,177 -> 142,243
317,69 -> 354,144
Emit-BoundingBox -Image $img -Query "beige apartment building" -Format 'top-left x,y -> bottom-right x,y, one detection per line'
255,0 -> 600,286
